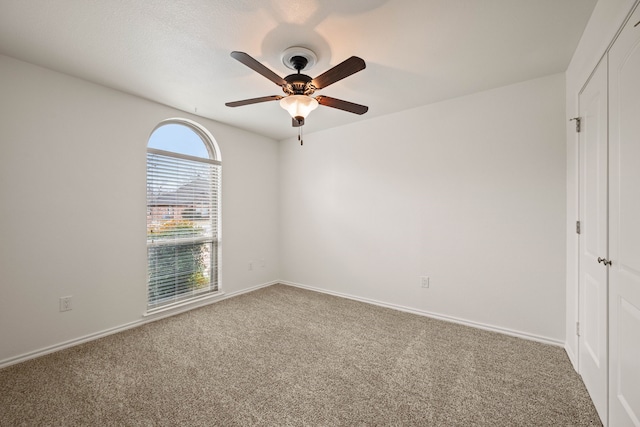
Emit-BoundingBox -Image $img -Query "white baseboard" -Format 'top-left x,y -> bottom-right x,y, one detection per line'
279,280 -> 565,348
565,343 -> 579,371
0,280 -> 278,369
2,279 -> 566,369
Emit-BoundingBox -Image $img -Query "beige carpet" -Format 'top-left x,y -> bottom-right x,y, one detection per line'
1,284 -> 601,426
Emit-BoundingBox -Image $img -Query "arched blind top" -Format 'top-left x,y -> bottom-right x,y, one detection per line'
148,120 -> 220,161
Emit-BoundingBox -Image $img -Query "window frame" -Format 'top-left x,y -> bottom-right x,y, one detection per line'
145,118 -> 222,314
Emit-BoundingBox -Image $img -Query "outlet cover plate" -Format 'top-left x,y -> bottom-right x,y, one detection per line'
421,276 -> 430,288
59,296 -> 72,312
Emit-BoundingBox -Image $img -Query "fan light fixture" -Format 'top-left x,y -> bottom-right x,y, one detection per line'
279,95 -> 319,122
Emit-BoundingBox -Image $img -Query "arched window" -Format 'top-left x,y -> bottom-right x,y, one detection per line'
146,119 -> 221,311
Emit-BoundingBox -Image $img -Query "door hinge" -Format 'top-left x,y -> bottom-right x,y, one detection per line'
576,322 -> 580,337
570,117 -> 581,133
576,220 -> 581,234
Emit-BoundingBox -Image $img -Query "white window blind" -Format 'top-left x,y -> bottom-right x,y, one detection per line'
146,148 -> 220,310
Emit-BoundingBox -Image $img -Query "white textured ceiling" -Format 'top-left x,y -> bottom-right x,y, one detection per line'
0,0 -> 596,140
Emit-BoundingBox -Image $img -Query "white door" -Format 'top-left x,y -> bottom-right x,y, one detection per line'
578,57 -> 609,424
608,5 -> 640,426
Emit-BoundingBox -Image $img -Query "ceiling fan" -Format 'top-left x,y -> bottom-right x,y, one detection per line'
225,47 -> 368,132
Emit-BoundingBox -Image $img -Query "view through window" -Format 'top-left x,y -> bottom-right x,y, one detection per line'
146,121 -> 221,310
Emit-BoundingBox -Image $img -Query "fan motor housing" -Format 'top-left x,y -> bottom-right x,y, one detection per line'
283,73 -> 316,96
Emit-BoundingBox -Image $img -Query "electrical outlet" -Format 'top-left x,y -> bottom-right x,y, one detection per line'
420,276 -> 430,288
248,262 -> 253,271
59,296 -> 73,312
260,258 -> 265,268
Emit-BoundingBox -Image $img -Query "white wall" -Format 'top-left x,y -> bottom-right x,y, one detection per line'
0,54 -> 280,365
2,33 -> 611,364
564,0 -> 638,368
280,74 -> 567,343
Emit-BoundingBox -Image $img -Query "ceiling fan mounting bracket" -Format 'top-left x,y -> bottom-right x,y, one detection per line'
281,46 -> 317,72
290,55 -> 308,71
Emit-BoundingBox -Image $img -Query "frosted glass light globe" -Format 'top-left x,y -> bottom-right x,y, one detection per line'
279,95 -> 319,120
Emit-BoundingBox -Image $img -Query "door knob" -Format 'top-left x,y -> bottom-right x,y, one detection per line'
597,257 -> 612,266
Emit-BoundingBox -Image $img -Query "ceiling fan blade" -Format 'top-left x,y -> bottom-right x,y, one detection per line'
225,95 -> 282,107
312,56 -> 366,90
316,96 -> 368,115
230,51 -> 286,86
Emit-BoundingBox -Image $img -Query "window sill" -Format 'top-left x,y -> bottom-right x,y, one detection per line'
143,290 -> 225,317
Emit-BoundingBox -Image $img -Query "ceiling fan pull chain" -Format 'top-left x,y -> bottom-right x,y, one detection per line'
299,126 -> 303,146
